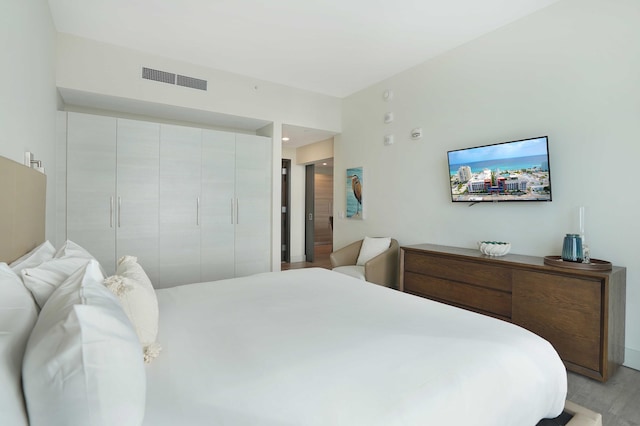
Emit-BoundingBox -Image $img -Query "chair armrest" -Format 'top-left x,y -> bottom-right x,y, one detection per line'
364,239 -> 399,289
330,240 -> 363,268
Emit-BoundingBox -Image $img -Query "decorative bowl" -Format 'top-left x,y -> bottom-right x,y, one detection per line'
478,241 -> 511,256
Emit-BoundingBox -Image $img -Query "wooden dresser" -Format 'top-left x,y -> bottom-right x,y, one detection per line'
400,244 -> 626,382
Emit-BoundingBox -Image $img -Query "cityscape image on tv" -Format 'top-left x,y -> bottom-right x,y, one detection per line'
448,137 -> 551,202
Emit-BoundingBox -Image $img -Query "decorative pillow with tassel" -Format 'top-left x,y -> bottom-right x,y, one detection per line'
104,256 -> 161,363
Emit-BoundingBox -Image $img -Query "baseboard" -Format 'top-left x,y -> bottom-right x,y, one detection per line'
624,347 -> 640,371
290,255 -> 305,263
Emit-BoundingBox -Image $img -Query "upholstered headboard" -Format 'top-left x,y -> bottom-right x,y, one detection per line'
0,155 -> 46,263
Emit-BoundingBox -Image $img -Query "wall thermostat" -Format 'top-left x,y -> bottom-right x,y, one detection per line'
411,128 -> 423,140
384,112 -> 394,123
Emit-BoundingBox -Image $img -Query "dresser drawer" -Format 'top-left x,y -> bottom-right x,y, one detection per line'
512,270 -> 602,372
403,251 -> 512,292
404,271 -> 512,319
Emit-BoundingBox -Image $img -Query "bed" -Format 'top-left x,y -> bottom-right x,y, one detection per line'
1,155 -> 571,425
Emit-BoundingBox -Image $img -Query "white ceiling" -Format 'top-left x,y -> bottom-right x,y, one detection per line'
48,0 -> 561,99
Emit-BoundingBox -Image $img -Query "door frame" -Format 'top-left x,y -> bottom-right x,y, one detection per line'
281,159 -> 291,263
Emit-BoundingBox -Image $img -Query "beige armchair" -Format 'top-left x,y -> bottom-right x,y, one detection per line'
330,238 -> 399,289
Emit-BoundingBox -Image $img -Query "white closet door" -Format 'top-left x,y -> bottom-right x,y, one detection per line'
66,112 -> 117,274
201,130 -> 236,281
116,119 -> 160,284
159,124 -> 202,287
234,134 -> 272,277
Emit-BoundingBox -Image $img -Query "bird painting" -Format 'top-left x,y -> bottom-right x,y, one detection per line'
350,174 -> 362,216
346,167 -> 363,219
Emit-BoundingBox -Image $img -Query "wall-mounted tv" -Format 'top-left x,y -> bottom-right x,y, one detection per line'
447,136 -> 551,203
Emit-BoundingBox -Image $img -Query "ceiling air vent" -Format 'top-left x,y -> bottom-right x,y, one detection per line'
177,74 -> 207,91
142,67 -> 176,84
142,67 -> 208,91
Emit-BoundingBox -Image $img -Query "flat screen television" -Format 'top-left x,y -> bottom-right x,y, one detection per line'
447,136 -> 551,203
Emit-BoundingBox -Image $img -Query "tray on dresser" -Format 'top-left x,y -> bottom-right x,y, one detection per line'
543,256 -> 612,271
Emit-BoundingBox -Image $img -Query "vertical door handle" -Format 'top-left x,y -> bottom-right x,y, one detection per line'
110,196 -> 114,228
196,197 -> 200,226
309,213 -> 313,221
117,196 -> 122,228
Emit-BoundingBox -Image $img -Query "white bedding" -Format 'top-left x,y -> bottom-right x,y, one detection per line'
144,268 -> 566,426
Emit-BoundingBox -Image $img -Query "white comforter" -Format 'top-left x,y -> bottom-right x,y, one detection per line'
144,268 -> 566,426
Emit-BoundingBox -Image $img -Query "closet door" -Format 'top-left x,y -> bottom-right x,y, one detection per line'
66,112 -> 117,273
201,130 -> 236,281
159,124 -> 202,287
116,119 -> 160,284
234,134 -> 272,277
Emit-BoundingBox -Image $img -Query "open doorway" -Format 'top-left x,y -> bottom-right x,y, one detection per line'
281,123 -> 336,268
281,158 -> 334,270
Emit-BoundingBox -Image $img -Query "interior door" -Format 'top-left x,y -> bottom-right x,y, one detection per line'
159,124 -> 202,287
66,112 -> 117,274
116,119 -> 160,284
201,129 -> 236,281
305,164 -> 315,262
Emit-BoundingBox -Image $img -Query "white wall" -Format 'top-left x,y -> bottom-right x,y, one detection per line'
0,0 -> 58,241
56,33 -> 341,131
336,0 -> 640,369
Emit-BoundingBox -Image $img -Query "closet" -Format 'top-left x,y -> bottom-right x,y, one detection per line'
66,113 -> 160,282
62,112 -> 271,288
200,130 -> 272,283
158,124 -> 201,287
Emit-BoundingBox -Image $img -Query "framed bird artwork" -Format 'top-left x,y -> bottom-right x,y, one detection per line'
346,166 -> 364,219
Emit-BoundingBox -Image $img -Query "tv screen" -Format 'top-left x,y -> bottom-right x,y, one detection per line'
447,136 -> 551,203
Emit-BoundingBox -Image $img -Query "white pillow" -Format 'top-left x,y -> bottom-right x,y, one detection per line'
9,240 -> 55,274
22,260 -> 146,426
21,257 -> 95,309
104,255 -> 161,363
356,237 -> 392,266
54,239 -> 94,259
0,263 -> 38,426
21,240 -> 98,309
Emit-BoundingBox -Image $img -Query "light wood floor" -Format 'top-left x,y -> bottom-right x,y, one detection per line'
281,244 -> 333,270
282,246 -> 640,425
568,366 -> 640,426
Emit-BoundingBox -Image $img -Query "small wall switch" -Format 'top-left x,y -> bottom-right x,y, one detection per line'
384,134 -> 395,145
384,112 -> 394,123
411,128 -> 423,140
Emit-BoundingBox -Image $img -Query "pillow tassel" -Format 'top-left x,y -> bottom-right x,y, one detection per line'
103,275 -> 131,296
143,342 -> 162,364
